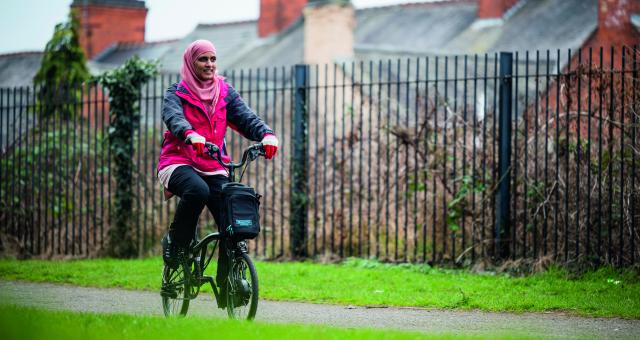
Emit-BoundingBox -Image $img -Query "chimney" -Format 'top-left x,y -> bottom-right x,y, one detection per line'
259,0 -> 307,38
580,0 -> 640,67
597,0 -> 640,44
472,0 -> 521,29
303,0 -> 354,65
477,0 -> 519,19
70,0 -> 148,59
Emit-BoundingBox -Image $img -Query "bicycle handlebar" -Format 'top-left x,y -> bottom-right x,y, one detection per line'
204,142 -> 265,171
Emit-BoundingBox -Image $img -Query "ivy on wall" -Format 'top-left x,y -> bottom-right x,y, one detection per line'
97,56 -> 157,258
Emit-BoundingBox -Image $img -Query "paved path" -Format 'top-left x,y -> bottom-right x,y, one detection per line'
1,280 -> 639,338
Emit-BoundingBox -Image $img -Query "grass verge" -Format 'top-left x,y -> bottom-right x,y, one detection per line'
0,305 -> 483,340
0,257 -> 638,318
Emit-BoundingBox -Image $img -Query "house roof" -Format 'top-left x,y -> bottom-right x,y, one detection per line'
74,0 -> 599,72
0,52 -> 44,87
354,0 -> 596,59
70,0 -> 146,9
446,0 -> 597,53
0,0 -> 599,88
354,1 -> 478,54
92,39 -> 178,66
221,0 -> 596,71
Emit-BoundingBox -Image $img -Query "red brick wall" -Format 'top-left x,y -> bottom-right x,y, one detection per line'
258,0 -> 307,37
72,5 -> 147,59
477,0 -> 519,19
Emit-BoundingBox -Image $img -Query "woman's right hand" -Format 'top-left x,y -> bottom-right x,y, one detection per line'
184,130 -> 206,156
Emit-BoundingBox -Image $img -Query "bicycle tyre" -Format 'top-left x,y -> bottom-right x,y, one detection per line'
161,260 -> 191,317
226,252 -> 259,320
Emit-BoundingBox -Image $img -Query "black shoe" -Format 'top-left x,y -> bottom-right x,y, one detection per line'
162,234 -> 185,269
161,233 -> 173,267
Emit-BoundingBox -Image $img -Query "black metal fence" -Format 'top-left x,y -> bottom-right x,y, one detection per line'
1,47 -> 638,266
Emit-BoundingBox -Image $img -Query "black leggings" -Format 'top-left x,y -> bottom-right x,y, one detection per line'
167,165 -> 229,285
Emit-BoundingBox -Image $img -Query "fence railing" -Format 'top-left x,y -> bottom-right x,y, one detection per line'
1,46 -> 638,266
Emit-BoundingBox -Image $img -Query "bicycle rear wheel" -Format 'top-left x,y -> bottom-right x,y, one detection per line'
161,261 -> 191,317
226,252 -> 258,320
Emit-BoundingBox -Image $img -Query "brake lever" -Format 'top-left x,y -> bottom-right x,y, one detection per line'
204,142 -> 223,163
256,143 -> 266,157
248,148 -> 260,161
205,142 -> 218,152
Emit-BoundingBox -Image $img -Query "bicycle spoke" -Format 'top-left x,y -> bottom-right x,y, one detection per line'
161,262 -> 190,317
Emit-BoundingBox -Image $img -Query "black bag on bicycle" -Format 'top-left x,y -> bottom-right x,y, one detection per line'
221,182 -> 261,240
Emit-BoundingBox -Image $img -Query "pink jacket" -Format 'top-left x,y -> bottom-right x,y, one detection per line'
157,79 -> 274,174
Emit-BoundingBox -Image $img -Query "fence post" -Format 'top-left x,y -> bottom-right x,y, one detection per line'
291,64 -> 309,258
495,52 -> 513,260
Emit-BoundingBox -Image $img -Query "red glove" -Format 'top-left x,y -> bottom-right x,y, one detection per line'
261,134 -> 278,160
185,130 -> 206,156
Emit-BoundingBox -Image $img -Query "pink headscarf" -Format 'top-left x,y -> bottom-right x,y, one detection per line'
180,39 -> 222,106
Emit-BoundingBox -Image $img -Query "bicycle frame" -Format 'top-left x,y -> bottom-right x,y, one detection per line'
186,232 -> 221,301
182,143 -> 265,301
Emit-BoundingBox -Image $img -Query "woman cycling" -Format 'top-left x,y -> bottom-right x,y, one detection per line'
157,39 -> 277,303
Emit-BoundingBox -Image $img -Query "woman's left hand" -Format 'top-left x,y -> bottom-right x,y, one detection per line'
261,134 -> 278,159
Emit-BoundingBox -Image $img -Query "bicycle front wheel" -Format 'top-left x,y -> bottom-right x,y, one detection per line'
161,261 -> 191,317
226,252 -> 259,320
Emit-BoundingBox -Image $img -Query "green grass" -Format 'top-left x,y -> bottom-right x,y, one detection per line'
1,305 -> 501,340
0,257 -> 639,318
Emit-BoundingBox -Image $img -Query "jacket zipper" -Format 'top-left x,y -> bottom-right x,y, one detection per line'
178,85 -> 219,142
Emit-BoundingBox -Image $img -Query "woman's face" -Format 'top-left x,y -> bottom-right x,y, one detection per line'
194,52 -> 217,81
